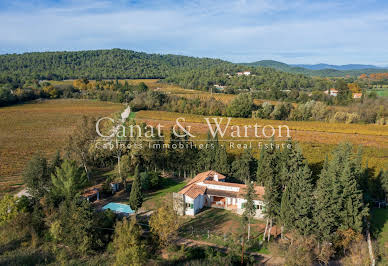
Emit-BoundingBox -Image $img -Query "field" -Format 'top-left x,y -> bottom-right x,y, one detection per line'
0,99 -> 123,194
135,110 -> 388,170
371,85 -> 388,97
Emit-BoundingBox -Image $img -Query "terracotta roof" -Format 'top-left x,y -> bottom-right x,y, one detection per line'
184,185 -> 206,199
203,180 -> 245,188
238,185 -> 265,200
177,170 -> 265,200
186,170 -> 226,186
206,188 -> 239,198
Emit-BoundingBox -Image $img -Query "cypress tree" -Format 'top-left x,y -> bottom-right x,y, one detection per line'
214,144 -> 229,175
263,149 -> 282,241
292,165 -> 315,235
314,156 -> 341,241
280,144 -> 314,236
243,181 -> 256,240
129,166 -> 143,213
232,149 -> 256,182
339,160 -> 368,232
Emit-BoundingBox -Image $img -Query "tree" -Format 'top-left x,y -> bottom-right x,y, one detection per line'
112,217 -> 147,266
49,150 -> 62,176
51,160 -> 88,200
129,166 -> 143,213
339,161 -> 368,232
0,194 -> 18,226
314,143 -> 368,241
149,202 -> 181,247
243,181 -> 256,240
50,198 -> 100,255
281,165 -> 315,236
231,149 -> 256,182
214,143 -> 229,175
314,157 -> 341,241
226,93 -> 253,118
263,164 -> 282,241
23,154 -> 50,199
65,116 -> 97,180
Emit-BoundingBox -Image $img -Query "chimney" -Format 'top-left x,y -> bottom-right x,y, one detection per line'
214,174 -> 218,181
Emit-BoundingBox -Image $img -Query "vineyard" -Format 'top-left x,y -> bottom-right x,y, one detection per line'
0,99 -> 123,195
135,110 -> 388,170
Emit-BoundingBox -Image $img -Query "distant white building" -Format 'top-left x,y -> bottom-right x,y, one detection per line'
324,88 -> 338,96
243,71 -> 251,76
173,171 -> 265,218
214,84 -> 225,90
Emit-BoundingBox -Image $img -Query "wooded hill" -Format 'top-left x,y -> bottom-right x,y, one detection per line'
241,60 -> 388,77
0,49 -> 231,81
2,49 -> 387,82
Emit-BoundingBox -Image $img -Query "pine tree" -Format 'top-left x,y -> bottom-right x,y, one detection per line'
279,144 -> 315,236
292,165 -> 315,235
214,144 -> 229,174
129,166 -> 143,213
51,160 -> 88,200
243,181 -> 256,240
23,154 -> 50,199
339,161 -> 368,232
232,149 -> 256,182
314,156 -> 341,241
113,217 -> 147,266
49,150 -> 62,176
263,149 -> 282,241
314,143 -> 368,241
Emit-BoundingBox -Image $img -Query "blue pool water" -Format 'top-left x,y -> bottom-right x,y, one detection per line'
102,202 -> 134,215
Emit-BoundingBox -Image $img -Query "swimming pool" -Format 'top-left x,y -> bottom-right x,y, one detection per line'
102,202 -> 134,215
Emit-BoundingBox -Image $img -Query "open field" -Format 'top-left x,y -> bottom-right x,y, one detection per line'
0,99 -> 123,194
136,110 -> 388,170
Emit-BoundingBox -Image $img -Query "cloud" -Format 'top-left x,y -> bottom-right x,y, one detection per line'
0,0 -> 387,65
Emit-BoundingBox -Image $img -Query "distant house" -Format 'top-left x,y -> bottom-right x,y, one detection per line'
173,171 -> 265,218
237,72 -> 243,76
324,88 -> 338,96
214,84 -> 225,90
243,71 -> 251,76
352,93 -> 362,99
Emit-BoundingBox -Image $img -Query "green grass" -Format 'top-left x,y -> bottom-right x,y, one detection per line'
142,179 -> 186,209
371,208 -> 388,264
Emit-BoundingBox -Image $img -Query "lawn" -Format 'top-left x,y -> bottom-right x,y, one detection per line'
142,178 -> 187,210
179,208 -> 269,254
0,99 -> 123,195
371,208 -> 388,264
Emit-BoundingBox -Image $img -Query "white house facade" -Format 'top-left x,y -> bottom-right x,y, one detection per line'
174,171 -> 265,218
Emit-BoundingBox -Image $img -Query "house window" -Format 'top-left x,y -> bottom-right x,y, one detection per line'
256,205 -> 262,210
186,203 -> 193,209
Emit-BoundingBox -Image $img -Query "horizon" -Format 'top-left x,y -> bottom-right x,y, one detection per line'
1,0 -> 388,66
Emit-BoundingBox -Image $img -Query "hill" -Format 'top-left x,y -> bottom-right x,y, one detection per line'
292,63 -> 381,70
1,49 -> 388,81
241,60 -> 388,77
0,49 -> 231,80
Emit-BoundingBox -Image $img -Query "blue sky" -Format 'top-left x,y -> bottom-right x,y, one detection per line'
1,0 -> 388,65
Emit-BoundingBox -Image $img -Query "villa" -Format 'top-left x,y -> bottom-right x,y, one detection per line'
173,170 -> 265,218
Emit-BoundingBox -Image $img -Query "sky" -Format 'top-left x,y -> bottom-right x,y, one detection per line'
0,0 -> 388,65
